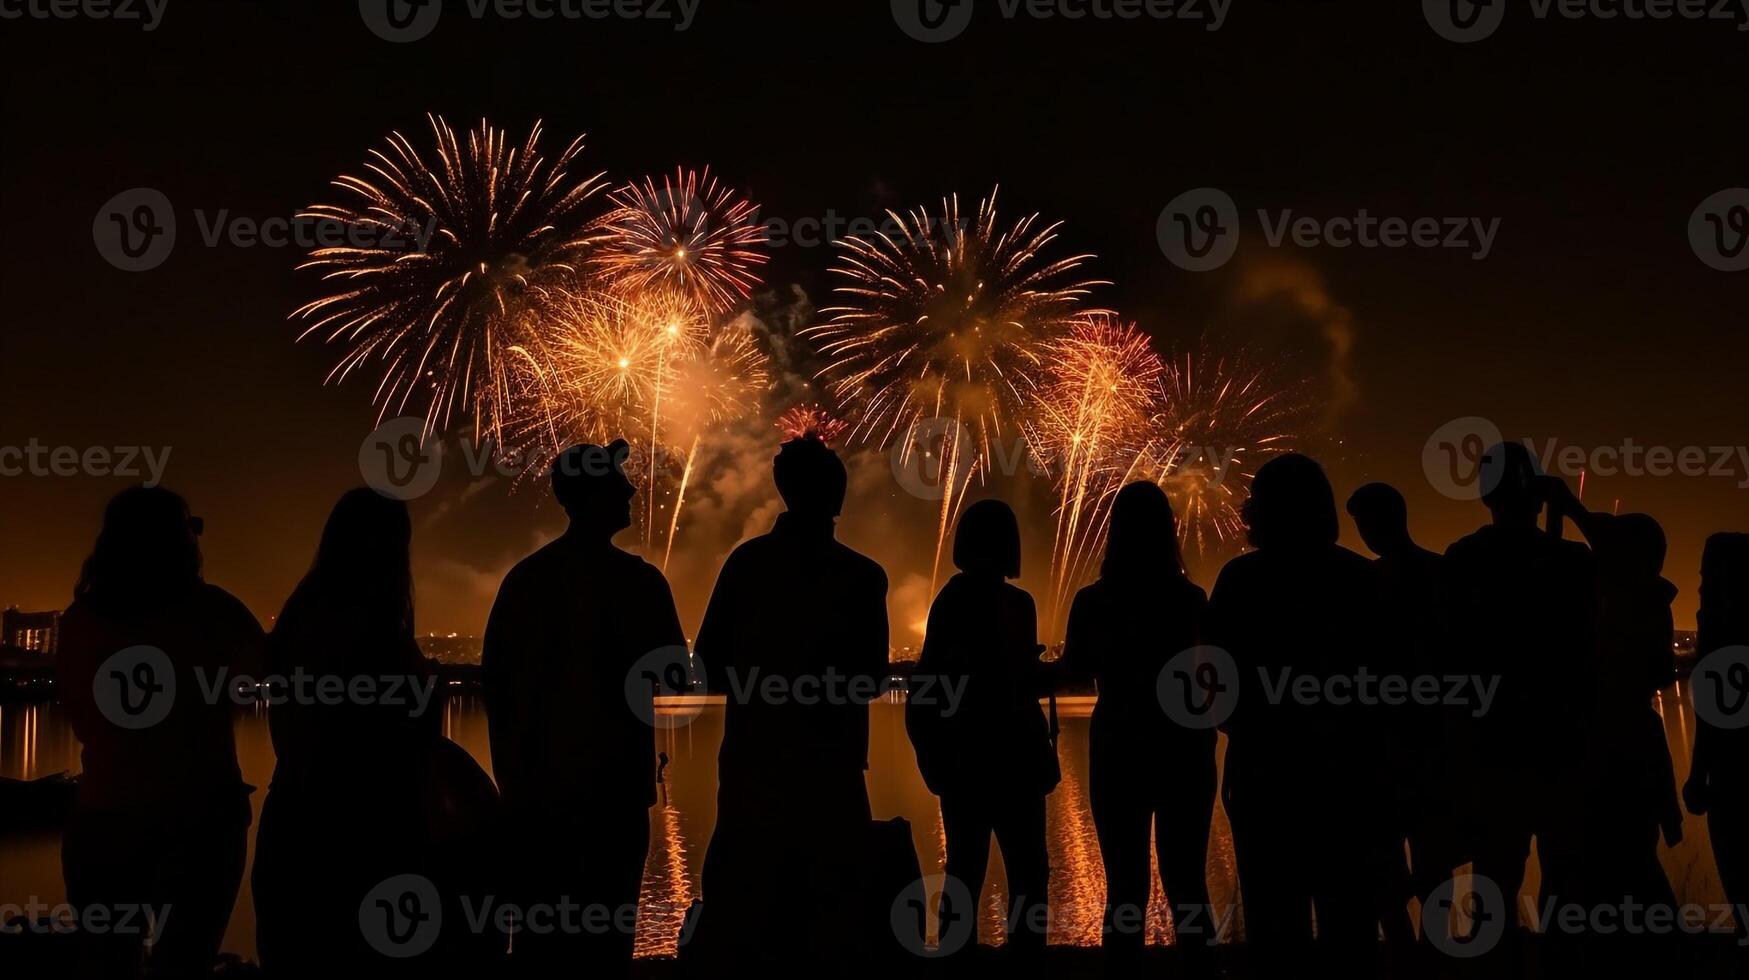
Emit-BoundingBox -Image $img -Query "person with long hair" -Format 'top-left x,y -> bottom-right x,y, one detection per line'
907,499 -> 1058,954
1058,482 -> 1216,972
55,486 -> 265,978
1206,454 -> 1384,976
252,488 -> 446,975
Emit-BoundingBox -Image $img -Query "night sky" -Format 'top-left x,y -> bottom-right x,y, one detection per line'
2,0 -> 1744,635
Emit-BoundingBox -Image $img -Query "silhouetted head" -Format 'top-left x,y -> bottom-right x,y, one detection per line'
552,440 -> 635,537
1346,482 -> 1412,557
953,499 -> 1022,580
1479,441 -> 1544,527
74,485 -> 203,618
1607,513 -> 1667,578
287,489 -> 415,637
1243,454 -> 1340,552
1700,532 -> 1749,651
1102,481 -> 1184,581
773,434 -> 848,519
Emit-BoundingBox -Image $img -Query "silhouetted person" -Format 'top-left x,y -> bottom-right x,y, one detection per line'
1542,486 -> 1681,966
1441,445 -> 1598,950
483,441 -> 686,976
1058,482 -> 1215,971
1685,533 -> 1749,939
1207,454 -> 1384,977
695,434 -> 889,964
908,499 -> 1057,953
252,489 -> 446,976
55,486 -> 265,979
1346,483 -> 1458,951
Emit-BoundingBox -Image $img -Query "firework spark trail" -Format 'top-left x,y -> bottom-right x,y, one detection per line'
294,115 -> 610,441
1146,345 -> 1313,558
595,167 -> 768,314
1027,315 -> 1163,636
802,187 -> 1106,592
658,320 -> 771,568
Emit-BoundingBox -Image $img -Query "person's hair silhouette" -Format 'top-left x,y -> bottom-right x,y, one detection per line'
73,485 -> 203,617
552,439 -> 635,535
773,431 -> 849,517
1346,482 -> 1413,558
1102,480 -> 1185,580
1243,453 -> 1340,550
293,487 -> 414,634
953,498 -> 1022,579
1480,440 -> 1544,527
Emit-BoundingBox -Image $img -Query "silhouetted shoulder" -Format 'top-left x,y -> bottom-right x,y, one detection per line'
834,541 -> 888,590
1212,549 -> 1269,590
197,583 -> 264,634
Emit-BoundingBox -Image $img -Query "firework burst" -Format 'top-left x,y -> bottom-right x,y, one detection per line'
507,287 -> 706,457
1145,345 -> 1313,558
775,404 -> 848,444
1028,314 -> 1164,633
804,187 -> 1106,588
594,167 -> 768,313
294,115 -> 610,441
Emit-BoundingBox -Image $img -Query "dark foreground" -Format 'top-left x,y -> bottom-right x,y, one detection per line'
4,936 -> 1748,980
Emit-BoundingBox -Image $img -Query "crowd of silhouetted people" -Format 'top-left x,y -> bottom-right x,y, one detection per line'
41,434 -> 1749,979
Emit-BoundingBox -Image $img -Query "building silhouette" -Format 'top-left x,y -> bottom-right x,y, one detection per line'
2,607 -> 60,657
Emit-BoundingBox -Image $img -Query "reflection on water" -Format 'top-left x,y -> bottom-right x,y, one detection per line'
0,683 -> 1726,958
